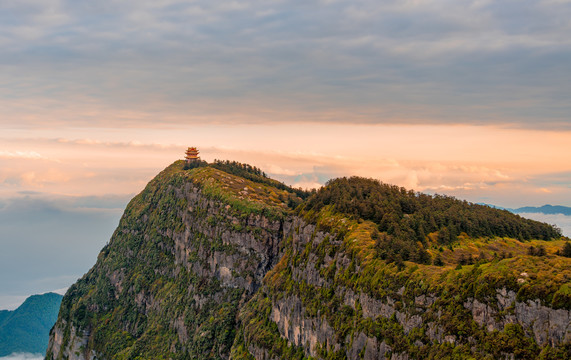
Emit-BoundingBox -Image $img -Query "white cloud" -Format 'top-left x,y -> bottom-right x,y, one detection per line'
517,213 -> 571,238
0,0 -> 570,129
0,151 -> 46,160
0,295 -> 29,311
264,164 -> 300,177
50,287 -> 69,295
0,193 -> 126,300
0,354 -> 44,360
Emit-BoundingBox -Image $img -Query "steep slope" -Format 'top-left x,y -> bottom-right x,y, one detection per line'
47,161 -> 570,360
240,207 -> 570,359
46,161 -> 300,359
0,292 -> 63,356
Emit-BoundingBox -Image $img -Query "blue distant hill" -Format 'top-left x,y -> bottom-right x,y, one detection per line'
0,292 -> 63,357
511,205 -> 571,216
478,203 -> 571,216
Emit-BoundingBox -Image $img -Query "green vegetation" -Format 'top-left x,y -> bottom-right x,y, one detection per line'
242,177 -> 569,358
305,177 -> 560,242
47,160 -> 570,360
210,160 -> 312,204
0,292 -> 63,356
561,241 -> 571,257
301,177 -> 561,266
48,160 -> 304,359
250,199 -> 570,358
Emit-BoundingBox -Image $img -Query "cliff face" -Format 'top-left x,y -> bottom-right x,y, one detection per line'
47,162 -> 290,359
246,218 -> 570,359
47,161 -> 571,360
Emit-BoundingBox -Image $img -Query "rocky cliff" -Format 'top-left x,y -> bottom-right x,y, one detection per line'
47,161 -> 571,359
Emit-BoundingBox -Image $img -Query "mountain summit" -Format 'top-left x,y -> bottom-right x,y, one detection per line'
47,160 -> 570,359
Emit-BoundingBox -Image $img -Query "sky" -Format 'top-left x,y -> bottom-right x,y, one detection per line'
1,0 -> 571,309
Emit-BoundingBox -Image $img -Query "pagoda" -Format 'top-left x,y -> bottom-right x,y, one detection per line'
185,147 -> 200,164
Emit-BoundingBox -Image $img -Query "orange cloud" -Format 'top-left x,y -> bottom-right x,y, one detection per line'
1,123 -> 570,207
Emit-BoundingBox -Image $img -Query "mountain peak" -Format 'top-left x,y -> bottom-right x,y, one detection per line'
46,160 -> 571,360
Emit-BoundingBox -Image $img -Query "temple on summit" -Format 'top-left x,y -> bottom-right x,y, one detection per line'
185,147 -> 200,164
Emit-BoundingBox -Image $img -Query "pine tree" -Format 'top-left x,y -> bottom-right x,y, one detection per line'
562,242 -> 571,258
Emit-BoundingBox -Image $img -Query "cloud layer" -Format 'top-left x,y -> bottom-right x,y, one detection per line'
0,192 -> 127,306
2,123 -> 571,206
517,213 -> 571,238
0,353 -> 43,360
1,0 -> 570,128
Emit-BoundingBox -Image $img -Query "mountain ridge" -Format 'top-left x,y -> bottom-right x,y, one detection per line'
46,160 -> 571,359
479,203 -> 571,216
0,292 -> 63,357
512,205 -> 571,216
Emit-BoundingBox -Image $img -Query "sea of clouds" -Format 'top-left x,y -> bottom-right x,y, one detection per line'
517,213 -> 571,238
0,353 -> 43,360
0,193 -> 128,310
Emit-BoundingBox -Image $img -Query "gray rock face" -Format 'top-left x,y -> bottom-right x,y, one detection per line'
271,296 -> 336,357
47,320 -> 93,360
264,216 -> 571,359
247,344 -> 278,360
173,184 -> 284,294
463,288 -> 571,346
47,179 -> 287,359
265,218 -> 428,359
515,299 -> 570,346
271,295 -> 395,360
347,332 -> 391,360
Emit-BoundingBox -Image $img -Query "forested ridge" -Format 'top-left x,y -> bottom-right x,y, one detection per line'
300,177 -> 562,265
303,176 -> 560,241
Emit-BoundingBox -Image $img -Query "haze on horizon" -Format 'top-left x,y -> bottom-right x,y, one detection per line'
1,0 -> 571,309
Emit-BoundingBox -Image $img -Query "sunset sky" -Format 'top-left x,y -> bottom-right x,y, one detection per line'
1,0 -> 571,309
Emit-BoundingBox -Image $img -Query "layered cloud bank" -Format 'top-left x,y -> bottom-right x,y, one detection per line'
517,213 -> 571,238
1,0 -> 570,129
0,193 -> 127,308
2,124 -> 571,207
0,353 -> 43,360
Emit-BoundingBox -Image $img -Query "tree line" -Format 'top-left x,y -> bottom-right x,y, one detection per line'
302,177 -> 562,265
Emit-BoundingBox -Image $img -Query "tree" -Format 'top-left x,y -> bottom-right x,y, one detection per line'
562,242 -> 571,258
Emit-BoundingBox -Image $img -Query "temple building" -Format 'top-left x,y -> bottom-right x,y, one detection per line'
185,147 -> 200,164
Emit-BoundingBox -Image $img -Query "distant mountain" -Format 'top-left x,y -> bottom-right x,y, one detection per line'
0,292 -> 63,357
511,204 -> 571,216
478,203 -> 571,216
